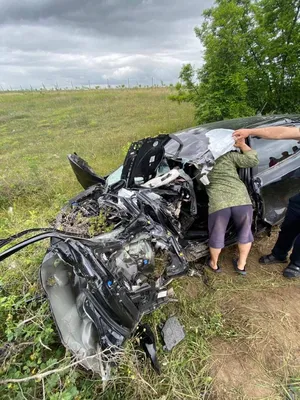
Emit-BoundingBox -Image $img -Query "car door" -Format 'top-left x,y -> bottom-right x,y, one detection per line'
249,128 -> 300,226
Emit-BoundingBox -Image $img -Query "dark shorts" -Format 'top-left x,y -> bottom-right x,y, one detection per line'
208,205 -> 254,249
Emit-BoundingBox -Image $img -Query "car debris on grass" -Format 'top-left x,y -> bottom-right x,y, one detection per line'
1,114 -> 300,378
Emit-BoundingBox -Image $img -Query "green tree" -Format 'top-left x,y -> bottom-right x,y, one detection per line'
170,0 -> 300,123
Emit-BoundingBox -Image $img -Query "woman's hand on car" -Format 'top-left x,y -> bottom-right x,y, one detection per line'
234,138 -> 246,148
234,138 -> 252,152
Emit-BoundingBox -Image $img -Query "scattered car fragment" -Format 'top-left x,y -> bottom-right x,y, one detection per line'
160,316 -> 185,351
1,114 -> 300,376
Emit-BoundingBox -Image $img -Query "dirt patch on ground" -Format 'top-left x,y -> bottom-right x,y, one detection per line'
210,341 -> 281,399
210,285 -> 300,399
182,277 -> 204,299
207,232 -> 300,399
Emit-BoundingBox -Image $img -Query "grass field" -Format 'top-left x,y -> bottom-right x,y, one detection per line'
1,88 -> 300,400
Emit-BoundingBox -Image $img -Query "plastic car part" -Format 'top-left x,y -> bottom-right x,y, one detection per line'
135,324 -> 161,374
121,135 -> 171,187
160,316 -> 185,351
141,168 -> 180,188
68,153 -> 106,189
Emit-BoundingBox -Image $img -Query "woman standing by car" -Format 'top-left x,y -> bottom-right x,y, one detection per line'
233,126 -> 300,279
206,138 -> 259,275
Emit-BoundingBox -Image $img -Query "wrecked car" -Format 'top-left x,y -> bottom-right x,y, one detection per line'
1,114 -> 300,376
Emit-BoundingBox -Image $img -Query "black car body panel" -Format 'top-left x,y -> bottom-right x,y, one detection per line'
252,153 -> 300,225
1,114 -> 300,375
68,153 -> 106,189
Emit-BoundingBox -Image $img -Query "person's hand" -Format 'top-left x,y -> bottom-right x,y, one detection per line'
234,138 -> 252,152
234,138 -> 246,149
232,129 -> 250,140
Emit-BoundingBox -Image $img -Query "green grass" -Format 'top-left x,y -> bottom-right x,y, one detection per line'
0,88 -> 194,290
0,88 -> 299,400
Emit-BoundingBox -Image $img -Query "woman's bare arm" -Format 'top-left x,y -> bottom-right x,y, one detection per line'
234,138 -> 252,152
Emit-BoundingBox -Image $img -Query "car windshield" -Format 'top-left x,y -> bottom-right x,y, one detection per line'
106,165 -> 123,186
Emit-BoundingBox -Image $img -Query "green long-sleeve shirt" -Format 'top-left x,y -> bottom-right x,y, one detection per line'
206,150 -> 259,214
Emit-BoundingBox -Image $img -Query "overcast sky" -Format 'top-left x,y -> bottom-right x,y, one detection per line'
0,0 -> 214,89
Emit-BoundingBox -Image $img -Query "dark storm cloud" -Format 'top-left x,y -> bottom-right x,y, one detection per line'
0,0 -> 214,89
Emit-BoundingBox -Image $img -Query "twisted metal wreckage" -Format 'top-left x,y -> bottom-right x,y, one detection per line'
2,117 -> 298,377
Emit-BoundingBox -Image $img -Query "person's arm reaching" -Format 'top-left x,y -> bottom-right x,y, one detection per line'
227,138 -> 259,168
233,126 -> 300,141
234,138 -> 253,153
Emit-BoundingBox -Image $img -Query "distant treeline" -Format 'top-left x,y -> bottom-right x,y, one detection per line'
0,80 -> 176,93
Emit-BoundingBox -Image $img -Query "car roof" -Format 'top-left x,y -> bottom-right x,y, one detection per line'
165,114 -> 300,162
